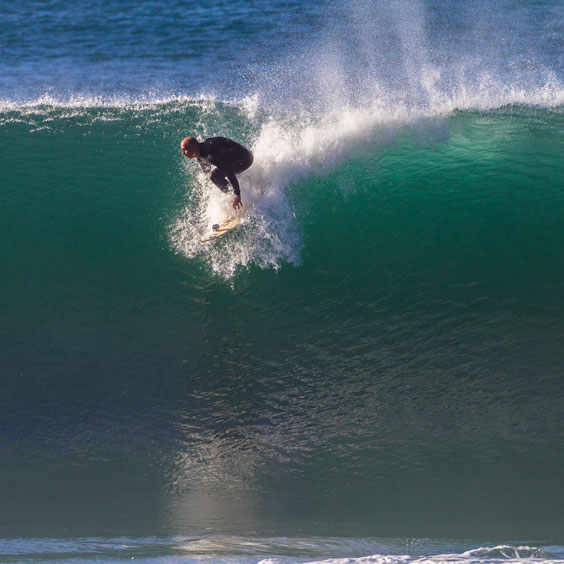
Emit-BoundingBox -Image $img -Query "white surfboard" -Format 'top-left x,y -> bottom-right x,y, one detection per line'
200,217 -> 243,242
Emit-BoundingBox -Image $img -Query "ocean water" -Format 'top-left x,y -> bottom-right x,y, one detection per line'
2,0 -> 564,562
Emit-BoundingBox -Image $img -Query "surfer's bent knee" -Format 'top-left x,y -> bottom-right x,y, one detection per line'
210,168 -> 230,193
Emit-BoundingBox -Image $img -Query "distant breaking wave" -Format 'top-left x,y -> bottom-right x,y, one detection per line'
1,538 -> 561,564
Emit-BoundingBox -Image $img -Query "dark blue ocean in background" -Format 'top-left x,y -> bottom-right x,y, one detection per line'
2,1 -> 564,562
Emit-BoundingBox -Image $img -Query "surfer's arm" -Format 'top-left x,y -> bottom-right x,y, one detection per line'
226,171 -> 242,210
226,170 -> 240,196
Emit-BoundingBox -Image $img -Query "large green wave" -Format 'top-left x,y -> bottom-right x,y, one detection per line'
2,99 -> 564,538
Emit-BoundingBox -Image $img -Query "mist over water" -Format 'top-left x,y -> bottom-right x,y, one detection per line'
2,0 -> 564,562
251,0 -> 564,112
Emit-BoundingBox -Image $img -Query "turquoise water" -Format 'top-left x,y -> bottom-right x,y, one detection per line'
2,1 -> 564,562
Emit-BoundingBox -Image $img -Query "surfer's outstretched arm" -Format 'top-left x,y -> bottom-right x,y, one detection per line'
226,170 -> 240,196
227,171 -> 242,210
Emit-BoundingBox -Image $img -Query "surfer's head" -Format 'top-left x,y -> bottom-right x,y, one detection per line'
181,136 -> 200,158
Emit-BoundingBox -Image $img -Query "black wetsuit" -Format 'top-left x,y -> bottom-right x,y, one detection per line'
197,137 -> 254,196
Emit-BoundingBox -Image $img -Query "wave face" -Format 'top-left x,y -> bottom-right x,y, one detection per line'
2,0 -> 564,557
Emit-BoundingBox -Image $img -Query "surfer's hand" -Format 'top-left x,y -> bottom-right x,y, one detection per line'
232,194 -> 242,210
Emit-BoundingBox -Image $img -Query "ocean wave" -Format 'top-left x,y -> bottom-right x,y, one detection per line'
260,545 -> 561,564
0,92 -> 264,120
3,80 -> 563,280
2,538 -> 561,564
169,82 -> 564,278
462,546 -> 555,559
2,74 -> 564,116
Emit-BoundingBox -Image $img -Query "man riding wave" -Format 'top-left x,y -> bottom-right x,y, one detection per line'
181,136 -> 254,210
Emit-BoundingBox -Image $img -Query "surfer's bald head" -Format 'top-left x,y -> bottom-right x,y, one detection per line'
181,136 -> 200,158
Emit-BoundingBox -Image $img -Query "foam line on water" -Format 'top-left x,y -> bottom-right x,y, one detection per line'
2,538 -> 560,563
259,545 -> 562,564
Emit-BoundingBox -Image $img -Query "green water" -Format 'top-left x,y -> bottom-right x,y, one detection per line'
2,102 -> 564,541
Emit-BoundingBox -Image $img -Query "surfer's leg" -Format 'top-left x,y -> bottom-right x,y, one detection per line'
210,168 -> 230,193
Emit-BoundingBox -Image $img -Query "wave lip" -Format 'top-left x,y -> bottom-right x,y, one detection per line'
0,91 -> 225,112
2,70 -> 564,115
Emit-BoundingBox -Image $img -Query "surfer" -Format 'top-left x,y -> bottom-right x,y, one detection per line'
181,136 -> 254,210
